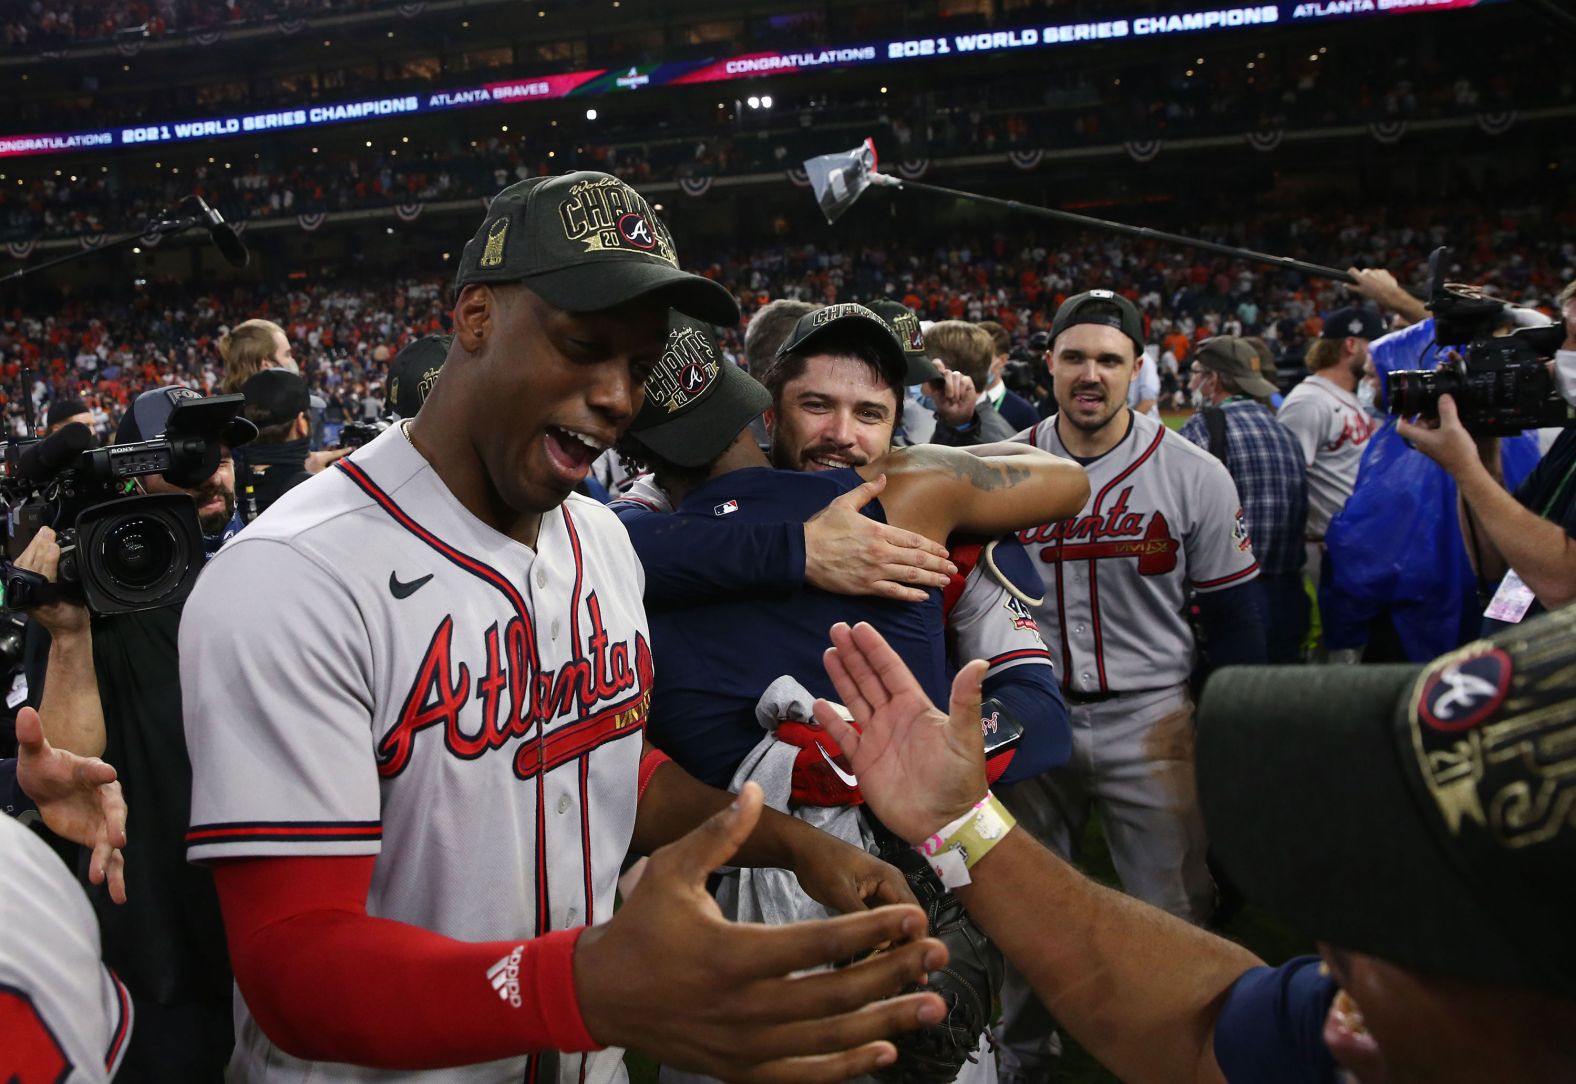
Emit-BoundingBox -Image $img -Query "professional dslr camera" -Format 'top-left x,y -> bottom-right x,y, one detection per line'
1387,246 -> 1569,436
1,394 -> 247,615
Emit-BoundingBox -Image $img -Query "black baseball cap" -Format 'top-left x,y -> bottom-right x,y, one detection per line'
117,385 -> 257,447
626,312 -> 771,469
45,398 -> 90,428
454,172 -> 739,327
1320,305 -> 1386,341
1193,337 -> 1279,399
1199,606 -> 1576,998
776,302 -> 908,388
241,369 -> 310,429
387,334 -> 451,418
865,299 -> 942,385
1049,289 -> 1145,356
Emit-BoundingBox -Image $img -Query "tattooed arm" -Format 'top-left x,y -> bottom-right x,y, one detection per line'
865,444 -> 1090,544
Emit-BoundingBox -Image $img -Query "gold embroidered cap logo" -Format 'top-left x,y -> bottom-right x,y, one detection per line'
557,176 -> 677,267
1408,626 -> 1576,850
646,324 -> 719,415
479,216 -> 509,268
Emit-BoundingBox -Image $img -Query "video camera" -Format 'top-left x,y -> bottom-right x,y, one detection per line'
0,394 -> 247,615
337,416 -> 392,449
1387,247 -> 1569,437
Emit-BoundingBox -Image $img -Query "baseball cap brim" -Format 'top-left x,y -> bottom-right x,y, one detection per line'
1198,664 -> 1539,990
522,261 -> 740,327
780,314 -> 907,388
629,359 -> 771,468
906,354 -> 943,385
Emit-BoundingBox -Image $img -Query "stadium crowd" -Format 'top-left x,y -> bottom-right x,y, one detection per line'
3,28 -> 1568,243
5,201 -> 1571,440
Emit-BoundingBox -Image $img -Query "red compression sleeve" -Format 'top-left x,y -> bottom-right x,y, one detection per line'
212,856 -> 598,1069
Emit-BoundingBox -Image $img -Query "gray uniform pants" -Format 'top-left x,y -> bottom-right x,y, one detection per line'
992,683 -> 1215,1076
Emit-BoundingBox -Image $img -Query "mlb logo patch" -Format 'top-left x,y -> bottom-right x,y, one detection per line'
714,499 -> 739,516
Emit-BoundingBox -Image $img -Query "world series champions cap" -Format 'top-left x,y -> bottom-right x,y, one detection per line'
386,334 -> 452,418
1198,605 -> 1576,998
776,302 -> 909,388
454,172 -> 740,328
1050,289 -> 1145,356
625,312 -> 771,469
865,299 -> 943,385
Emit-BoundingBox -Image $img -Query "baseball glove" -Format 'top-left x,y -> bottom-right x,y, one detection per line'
873,834 -> 1003,1084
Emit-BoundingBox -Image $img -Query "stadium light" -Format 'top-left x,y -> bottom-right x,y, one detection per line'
586,108 -> 598,120
762,95 -> 773,108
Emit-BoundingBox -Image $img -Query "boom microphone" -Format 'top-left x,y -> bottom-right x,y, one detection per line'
13,422 -> 93,483
184,194 -> 250,268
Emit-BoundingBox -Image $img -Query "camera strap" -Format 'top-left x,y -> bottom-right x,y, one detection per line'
1537,457 -> 1576,519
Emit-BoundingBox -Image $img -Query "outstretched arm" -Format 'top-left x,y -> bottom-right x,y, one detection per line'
872,444 -> 1090,543
813,622 -> 1259,1084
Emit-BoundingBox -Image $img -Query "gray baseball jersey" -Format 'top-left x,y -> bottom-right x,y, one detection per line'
181,425 -> 651,1084
1276,374 -> 1378,537
944,540 -> 1057,683
1014,410 -> 1259,695
0,815 -> 133,1084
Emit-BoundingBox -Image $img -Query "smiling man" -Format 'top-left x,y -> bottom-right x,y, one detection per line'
177,174 -> 952,1084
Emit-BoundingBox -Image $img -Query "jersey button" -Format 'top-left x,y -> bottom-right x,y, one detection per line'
551,619 -> 561,640
556,795 -> 571,815
536,568 -> 548,588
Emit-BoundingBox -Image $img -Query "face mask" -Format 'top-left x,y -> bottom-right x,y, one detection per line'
1357,380 -> 1378,412
1555,350 -> 1576,410
1190,389 -> 1205,409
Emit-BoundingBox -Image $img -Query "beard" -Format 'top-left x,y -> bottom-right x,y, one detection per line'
192,480 -> 236,535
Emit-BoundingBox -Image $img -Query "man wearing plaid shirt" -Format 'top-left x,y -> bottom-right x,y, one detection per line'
1181,338 -> 1309,663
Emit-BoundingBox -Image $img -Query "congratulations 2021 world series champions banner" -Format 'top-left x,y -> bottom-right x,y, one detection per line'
0,0 -> 1494,160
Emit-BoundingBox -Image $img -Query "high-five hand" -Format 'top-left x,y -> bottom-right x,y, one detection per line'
812,622 -> 989,844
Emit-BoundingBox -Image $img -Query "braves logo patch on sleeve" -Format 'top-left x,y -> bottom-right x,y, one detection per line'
1232,507 -> 1252,552
1002,595 -> 1039,632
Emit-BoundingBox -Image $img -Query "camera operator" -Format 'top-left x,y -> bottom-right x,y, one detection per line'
18,385 -> 258,1081
235,369 -> 350,519
1398,281 -> 1576,632
44,397 -> 96,439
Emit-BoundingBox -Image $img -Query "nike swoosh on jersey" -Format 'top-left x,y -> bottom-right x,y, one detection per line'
388,571 -> 434,599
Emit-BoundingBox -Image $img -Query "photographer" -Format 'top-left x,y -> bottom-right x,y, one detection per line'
19,385 -> 257,1081
1398,281 -> 1576,631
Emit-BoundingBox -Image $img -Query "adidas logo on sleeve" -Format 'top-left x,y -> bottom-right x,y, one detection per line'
487,945 -> 525,1008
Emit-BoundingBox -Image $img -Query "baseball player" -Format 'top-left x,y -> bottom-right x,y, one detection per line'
178,174 -> 949,1084
997,289 -> 1267,1081
1277,305 -> 1384,585
612,306 -> 1088,792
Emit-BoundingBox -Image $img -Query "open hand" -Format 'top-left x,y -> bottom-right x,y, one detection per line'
805,475 -> 956,603
574,782 -> 948,1082
813,622 -> 989,844
15,707 -> 127,903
